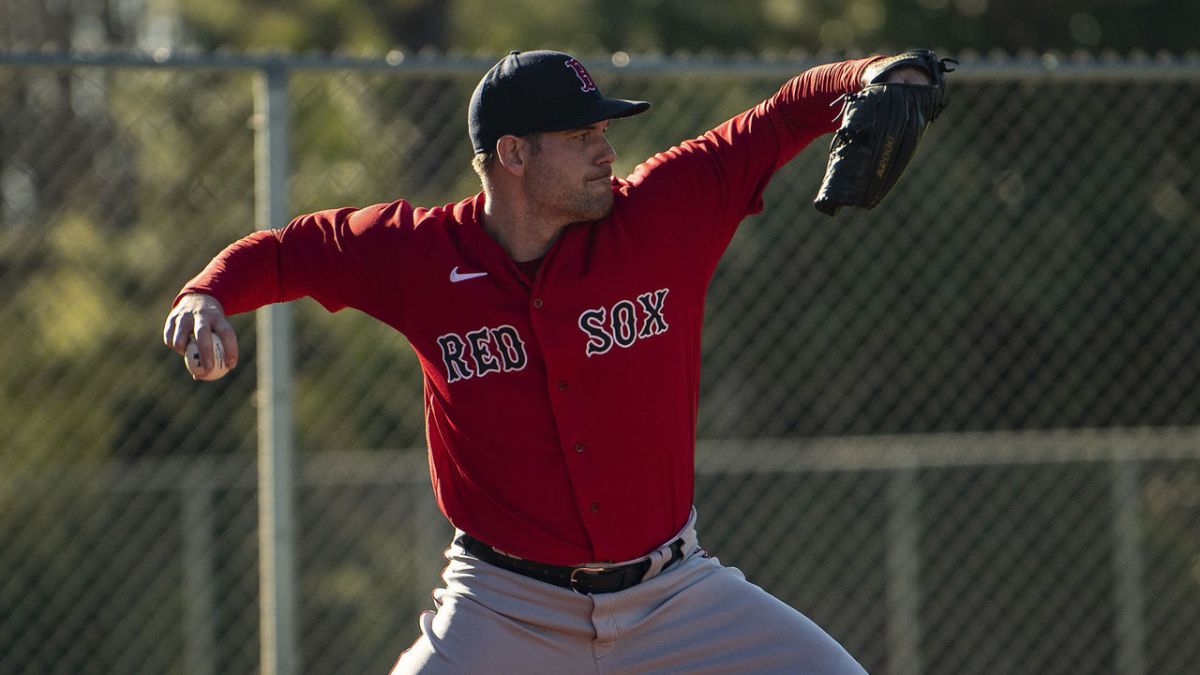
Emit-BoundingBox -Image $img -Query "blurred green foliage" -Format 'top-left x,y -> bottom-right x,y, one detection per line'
172,0 -> 1200,55
3,0 -> 1198,55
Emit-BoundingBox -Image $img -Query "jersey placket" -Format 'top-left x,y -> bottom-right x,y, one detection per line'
525,246 -> 614,558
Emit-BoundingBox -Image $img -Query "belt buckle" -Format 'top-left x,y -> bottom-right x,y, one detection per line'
568,566 -> 608,594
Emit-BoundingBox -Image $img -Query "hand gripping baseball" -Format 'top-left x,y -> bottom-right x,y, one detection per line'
163,293 -> 239,381
813,49 -> 956,216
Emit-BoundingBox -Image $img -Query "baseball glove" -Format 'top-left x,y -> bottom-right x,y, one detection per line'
813,50 -> 956,216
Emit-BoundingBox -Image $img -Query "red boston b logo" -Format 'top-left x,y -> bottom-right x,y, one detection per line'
564,58 -> 597,93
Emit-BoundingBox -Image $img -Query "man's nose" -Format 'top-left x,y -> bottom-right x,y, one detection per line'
597,136 -> 617,165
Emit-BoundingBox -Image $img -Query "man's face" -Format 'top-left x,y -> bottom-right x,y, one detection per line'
524,120 -> 617,224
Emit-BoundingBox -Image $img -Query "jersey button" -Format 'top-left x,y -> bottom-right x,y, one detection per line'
574,442 -> 585,453
589,502 -> 600,512
532,298 -> 543,308
557,380 -> 568,391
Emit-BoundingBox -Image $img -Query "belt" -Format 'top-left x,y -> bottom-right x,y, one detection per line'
457,533 -> 686,595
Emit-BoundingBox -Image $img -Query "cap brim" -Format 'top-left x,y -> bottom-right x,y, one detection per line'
601,97 -> 652,120
542,97 -> 651,132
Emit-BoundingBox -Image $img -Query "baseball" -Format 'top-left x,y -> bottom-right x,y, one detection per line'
185,334 -> 231,381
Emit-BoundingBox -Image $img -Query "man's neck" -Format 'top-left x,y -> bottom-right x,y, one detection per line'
480,190 -> 566,262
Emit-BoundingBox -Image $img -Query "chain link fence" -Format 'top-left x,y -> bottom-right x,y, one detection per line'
1,51 -> 1198,674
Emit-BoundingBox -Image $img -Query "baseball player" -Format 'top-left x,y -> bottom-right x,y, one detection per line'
164,49 -> 934,673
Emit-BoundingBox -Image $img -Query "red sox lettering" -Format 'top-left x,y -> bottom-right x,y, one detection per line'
437,288 -> 670,382
578,288 -> 670,357
437,324 -> 528,383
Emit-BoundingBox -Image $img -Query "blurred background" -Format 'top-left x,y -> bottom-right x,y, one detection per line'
4,0 -> 1200,55
1,1 -> 1198,674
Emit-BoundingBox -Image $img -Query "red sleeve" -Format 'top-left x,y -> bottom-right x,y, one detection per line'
174,229 -> 287,315
174,201 -> 409,322
620,56 -> 880,276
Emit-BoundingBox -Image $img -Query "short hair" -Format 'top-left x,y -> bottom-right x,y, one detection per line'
471,151 -> 497,180
471,133 -> 543,183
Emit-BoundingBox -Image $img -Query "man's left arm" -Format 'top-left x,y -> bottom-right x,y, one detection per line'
766,55 -> 936,161
620,56 -> 883,274
761,56 -> 887,170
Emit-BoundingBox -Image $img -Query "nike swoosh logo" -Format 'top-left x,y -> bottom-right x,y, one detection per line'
450,266 -> 489,283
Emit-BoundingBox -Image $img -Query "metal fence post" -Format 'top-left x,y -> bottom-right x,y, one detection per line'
255,63 -> 298,675
181,477 -> 216,675
885,465 -> 922,675
1111,455 -> 1147,675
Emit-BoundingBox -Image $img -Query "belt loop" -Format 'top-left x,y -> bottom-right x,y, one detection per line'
680,523 -> 699,558
640,547 -> 669,582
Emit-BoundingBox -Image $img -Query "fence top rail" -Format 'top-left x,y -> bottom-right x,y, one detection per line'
3,427 -> 1199,491
1,48 -> 1198,80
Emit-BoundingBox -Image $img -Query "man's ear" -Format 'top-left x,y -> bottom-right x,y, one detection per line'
495,135 -> 527,176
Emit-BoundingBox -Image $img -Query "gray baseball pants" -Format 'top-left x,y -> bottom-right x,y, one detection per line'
392,512 -> 867,674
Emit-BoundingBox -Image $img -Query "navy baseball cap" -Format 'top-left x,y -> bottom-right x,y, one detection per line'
468,50 -> 651,154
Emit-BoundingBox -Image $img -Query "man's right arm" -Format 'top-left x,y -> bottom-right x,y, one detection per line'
162,201 -> 408,378
162,228 -> 290,378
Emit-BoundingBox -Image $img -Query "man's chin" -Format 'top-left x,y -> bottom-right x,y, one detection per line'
586,201 -> 614,223
573,193 -> 614,223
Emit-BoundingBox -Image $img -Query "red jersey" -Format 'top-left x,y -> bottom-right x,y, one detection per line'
178,58 -> 876,565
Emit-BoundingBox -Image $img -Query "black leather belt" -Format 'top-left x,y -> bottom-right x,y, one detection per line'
457,533 -> 685,594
